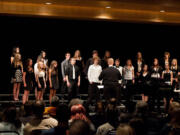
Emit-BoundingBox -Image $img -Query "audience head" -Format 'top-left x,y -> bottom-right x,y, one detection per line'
56,104 -> 70,124
69,98 -> 84,109
2,106 -> 22,129
51,96 -> 60,107
70,104 -> 89,123
168,102 -> 180,114
69,119 -> 91,135
135,101 -> 148,116
116,124 -> 134,135
24,101 -> 33,116
33,100 -> 45,119
129,118 -> 145,135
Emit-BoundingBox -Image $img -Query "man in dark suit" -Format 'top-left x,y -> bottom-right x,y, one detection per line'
65,58 -> 81,100
99,58 -> 122,103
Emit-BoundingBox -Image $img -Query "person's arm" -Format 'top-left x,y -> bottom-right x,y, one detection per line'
43,72 -> 47,89
49,69 -> 52,88
77,75 -> 81,87
65,67 -> 70,87
99,70 -> 104,81
61,61 -> 65,80
23,71 -> 27,87
36,74 -> 41,88
132,67 -> 135,84
87,66 -> 92,84
161,71 -> 164,80
171,71 -> 173,85
10,56 -> 14,64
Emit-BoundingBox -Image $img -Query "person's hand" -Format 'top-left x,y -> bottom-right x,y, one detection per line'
45,84 -> 47,89
67,81 -> 71,87
24,83 -> 27,87
50,83 -> 52,88
132,79 -> 135,84
63,77 -> 66,82
77,82 -> 80,87
38,84 -> 41,88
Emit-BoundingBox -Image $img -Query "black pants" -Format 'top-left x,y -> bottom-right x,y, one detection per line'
124,80 -> 134,110
68,80 -> 79,101
103,83 -> 121,103
87,83 -> 100,104
61,80 -> 67,94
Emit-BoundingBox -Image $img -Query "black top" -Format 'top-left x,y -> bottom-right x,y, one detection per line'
134,59 -> 145,73
24,68 -> 35,83
150,66 -> 163,79
75,59 -> 84,73
139,72 -> 151,85
171,66 -> 180,78
65,64 -> 80,81
99,66 -> 121,85
163,71 -> 171,82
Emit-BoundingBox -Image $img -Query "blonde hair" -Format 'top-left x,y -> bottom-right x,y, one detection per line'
50,60 -> 58,73
171,59 -> 178,70
37,61 -> 45,72
74,50 -> 81,58
13,53 -> 22,68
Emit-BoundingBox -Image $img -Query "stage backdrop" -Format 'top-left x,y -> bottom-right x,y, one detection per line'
0,15 -> 179,93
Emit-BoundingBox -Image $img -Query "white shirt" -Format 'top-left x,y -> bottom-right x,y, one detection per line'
114,66 -> 123,84
88,64 -> 102,83
37,70 -> 45,78
34,63 -> 39,76
123,66 -> 134,80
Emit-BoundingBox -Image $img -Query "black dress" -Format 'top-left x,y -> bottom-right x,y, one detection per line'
51,71 -> 59,90
139,72 -> 151,95
159,70 -> 173,98
24,68 -> 35,91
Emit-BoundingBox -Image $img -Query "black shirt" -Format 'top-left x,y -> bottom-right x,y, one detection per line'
99,66 -> 121,85
65,64 -> 80,81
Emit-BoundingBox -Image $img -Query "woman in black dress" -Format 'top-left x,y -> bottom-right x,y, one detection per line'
22,58 -> 35,104
171,59 -> 180,89
49,60 -> 59,104
11,53 -> 23,101
161,64 -> 173,111
74,50 -> 85,93
150,58 -> 163,111
138,64 -> 151,102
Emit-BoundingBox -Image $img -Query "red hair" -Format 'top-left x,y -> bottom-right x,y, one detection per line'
70,104 -> 90,123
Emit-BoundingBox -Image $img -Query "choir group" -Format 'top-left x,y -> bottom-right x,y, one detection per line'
10,47 -> 180,111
